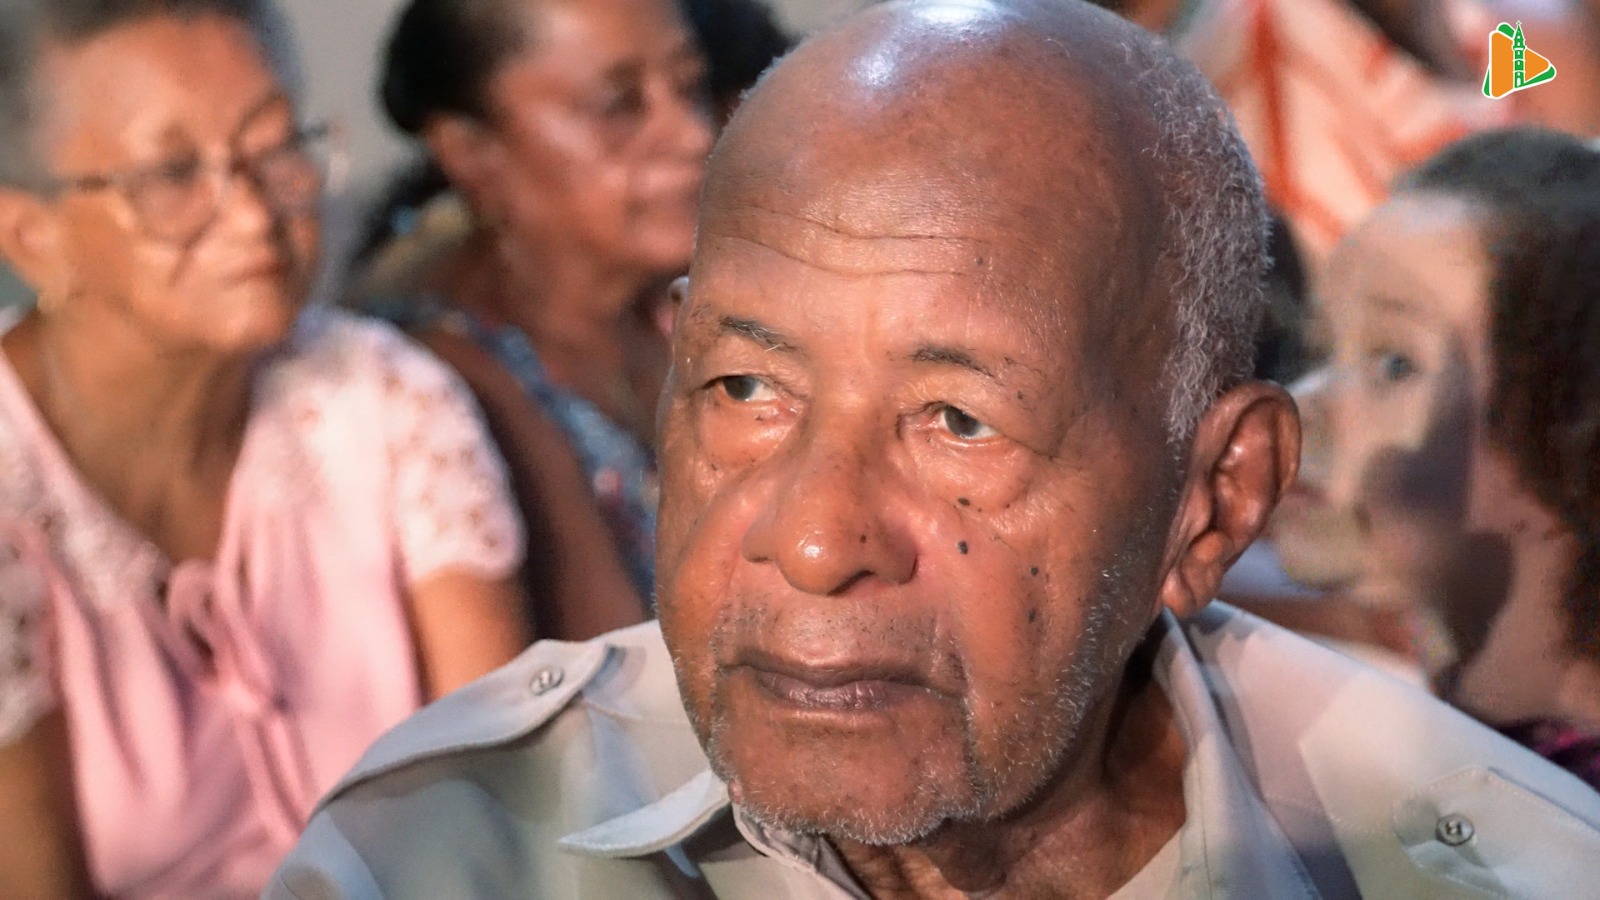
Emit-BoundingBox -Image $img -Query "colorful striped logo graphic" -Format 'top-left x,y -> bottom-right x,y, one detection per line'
1483,22 -> 1556,99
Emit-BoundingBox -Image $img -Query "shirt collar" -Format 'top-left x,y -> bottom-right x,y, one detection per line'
559,611 -> 1317,897
1151,610 -> 1320,897
558,768 -> 730,858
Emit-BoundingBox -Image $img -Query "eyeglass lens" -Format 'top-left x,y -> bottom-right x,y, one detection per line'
130,127 -> 331,244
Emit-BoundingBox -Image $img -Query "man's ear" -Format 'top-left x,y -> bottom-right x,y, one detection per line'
662,276 -> 691,337
0,188 -> 64,297
1157,381 -> 1301,618
422,117 -> 497,211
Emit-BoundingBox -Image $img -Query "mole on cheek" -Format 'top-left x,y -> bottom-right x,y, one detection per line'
957,497 -> 971,507
957,541 -> 969,555
1028,608 -> 1038,623
1029,567 -> 1039,576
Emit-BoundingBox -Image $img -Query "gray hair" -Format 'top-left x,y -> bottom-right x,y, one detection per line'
1128,42 -> 1269,445
0,0 -> 300,190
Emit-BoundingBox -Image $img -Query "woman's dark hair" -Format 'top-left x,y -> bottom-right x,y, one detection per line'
1254,211 -> 1312,384
1403,128 -> 1600,659
351,158 -> 452,271
683,0 -> 791,113
379,0 -> 530,135
0,0 -> 295,188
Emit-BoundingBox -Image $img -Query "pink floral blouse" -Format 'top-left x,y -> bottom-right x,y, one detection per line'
0,308 -> 523,898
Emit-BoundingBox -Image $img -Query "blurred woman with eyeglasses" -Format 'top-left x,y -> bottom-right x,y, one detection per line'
0,1 -> 531,895
357,0 -> 717,640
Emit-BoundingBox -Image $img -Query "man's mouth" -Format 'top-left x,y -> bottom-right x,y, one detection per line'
751,669 -> 938,711
733,651 -> 950,713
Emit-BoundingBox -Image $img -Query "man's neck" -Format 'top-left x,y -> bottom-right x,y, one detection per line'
831,659 -> 1188,899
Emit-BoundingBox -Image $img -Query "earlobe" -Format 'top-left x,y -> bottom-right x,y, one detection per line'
0,190 -> 63,299
660,277 -> 691,340
424,117 -> 494,206
1157,382 -> 1302,618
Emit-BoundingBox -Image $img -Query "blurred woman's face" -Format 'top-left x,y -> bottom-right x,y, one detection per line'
36,14 -> 319,352
474,0 -> 713,276
1291,192 -> 1533,670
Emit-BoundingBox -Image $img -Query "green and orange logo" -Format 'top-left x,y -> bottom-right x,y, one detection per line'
1483,21 -> 1555,99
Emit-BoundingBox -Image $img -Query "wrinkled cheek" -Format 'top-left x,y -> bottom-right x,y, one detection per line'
656,464 -> 754,673
912,443 -> 1034,517
959,624 -> 1087,752
657,564 -> 727,744
938,579 -> 1067,733
656,511 -> 733,638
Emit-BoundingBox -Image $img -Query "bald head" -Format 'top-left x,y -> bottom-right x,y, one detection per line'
657,1 -> 1295,858
702,0 -> 1266,441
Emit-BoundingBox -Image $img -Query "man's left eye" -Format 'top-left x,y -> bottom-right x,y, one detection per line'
714,375 -> 777,402
938,405 -> 999,440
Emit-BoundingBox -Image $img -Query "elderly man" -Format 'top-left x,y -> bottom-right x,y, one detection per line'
271,1 -> 1600,897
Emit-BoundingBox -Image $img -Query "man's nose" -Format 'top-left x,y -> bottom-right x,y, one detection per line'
740,425 -> 916,596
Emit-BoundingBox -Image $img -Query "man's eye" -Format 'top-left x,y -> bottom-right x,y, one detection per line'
714,375 -> 776,402
938,405 -> 998,440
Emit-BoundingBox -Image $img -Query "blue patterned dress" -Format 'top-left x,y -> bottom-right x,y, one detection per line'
379,298 -> 658,601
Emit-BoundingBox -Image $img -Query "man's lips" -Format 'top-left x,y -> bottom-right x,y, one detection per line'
730,650 -> 953,713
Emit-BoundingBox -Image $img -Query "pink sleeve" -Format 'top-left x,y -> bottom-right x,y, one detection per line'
379,334 -> 526,587
0,528 -> 57,746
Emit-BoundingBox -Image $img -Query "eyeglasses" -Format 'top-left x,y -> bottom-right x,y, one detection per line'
44,122 -> 344,245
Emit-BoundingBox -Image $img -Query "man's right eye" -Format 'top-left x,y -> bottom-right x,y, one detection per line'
714,375 -> 776,402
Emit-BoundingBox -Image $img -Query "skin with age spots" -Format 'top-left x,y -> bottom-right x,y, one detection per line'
653,1 -> 1299,897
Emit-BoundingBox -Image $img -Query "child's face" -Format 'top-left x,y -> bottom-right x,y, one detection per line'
1286,192 -> 1531,671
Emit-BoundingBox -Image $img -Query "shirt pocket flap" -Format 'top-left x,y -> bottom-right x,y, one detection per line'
1392,765 -> 1600,899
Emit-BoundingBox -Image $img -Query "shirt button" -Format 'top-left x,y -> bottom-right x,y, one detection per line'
1436,813 -> 1475,846
530,666 -> 565,696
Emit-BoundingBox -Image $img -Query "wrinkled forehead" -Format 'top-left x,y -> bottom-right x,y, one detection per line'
697,0 -> 1164,334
